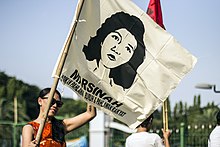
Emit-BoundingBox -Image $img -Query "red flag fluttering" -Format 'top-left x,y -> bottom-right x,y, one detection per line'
146,0 -> 165,29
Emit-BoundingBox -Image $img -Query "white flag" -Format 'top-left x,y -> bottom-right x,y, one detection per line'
55,0 -> 197,129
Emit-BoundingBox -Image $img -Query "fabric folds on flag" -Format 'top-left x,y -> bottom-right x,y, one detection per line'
55,0 -> 197,129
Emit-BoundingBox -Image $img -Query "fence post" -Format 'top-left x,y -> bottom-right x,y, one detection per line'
180,122 -> 185,147
89,110 -> 106,147
13,123 -> 17,147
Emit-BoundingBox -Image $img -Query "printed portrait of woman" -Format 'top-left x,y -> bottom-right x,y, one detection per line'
83,11 -> 146,89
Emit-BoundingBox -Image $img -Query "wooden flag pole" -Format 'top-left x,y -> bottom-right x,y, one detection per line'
35,0 -> 85,144
162,99 -> 169,131
146,0 -> 168,132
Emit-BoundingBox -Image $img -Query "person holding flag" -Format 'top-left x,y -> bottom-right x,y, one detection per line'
21,88 -> 96,147
125,113 -> 170,147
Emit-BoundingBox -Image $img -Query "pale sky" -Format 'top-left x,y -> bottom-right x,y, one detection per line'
1,0 -> 220,109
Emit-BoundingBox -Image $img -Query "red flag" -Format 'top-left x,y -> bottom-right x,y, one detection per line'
147,0 -> 165,29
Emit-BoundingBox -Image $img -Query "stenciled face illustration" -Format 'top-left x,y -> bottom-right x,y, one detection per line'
82,12 -> 146,89
100,28 -> 137,68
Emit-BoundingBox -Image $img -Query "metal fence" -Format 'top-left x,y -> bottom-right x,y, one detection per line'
110,122 -> 216,147
0,122 -> 25,147
0,121 -> 89,147
0,122 -> 216,147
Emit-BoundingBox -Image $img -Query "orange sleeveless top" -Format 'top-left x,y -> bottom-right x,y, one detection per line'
28,121 -> 66,147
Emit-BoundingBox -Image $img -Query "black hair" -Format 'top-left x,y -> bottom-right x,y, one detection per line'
51,117 -> 66,143
138,114 -> 154,129
37,88 -> 62,110
38,87 -> 61,99
83,11 -> 146,89
217,110 -> 220,125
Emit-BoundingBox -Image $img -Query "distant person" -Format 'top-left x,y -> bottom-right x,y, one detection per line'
125,114 -> 170,147
208,110 -> 220,147
22,87 -> 96,147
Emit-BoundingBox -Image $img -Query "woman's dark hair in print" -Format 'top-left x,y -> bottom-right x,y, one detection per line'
83,11 -> 146,89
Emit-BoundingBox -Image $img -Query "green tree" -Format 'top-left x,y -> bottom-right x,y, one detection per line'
0,72 -> 40,121
57,98 -> 87,118
0,72 -> 8,98
6,78 -> 18,99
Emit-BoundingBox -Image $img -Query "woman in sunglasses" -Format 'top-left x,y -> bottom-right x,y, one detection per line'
22,87 -> 96,147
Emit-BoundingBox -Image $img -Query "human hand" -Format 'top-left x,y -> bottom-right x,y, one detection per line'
162,128 -> 171,139
28,140 -> 38,147
87,104 -> 96,117
162,129 -> 171,147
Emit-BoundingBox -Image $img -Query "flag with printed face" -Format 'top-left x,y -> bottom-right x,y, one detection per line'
54,0 -> 197,129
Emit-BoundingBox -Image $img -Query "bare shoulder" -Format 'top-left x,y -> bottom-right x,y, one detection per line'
22,124 -> 35,147
23,124 -> 33,129
22,124 -> 34,135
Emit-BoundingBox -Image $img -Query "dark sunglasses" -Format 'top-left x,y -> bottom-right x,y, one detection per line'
42,97 -> 63,107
